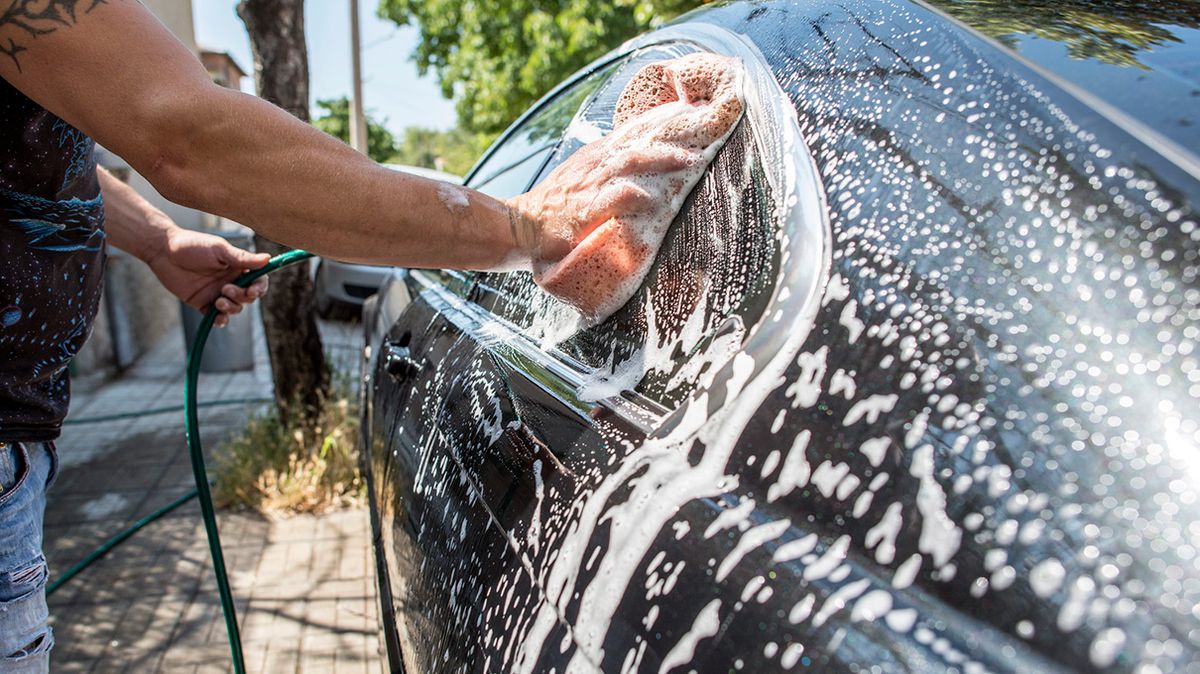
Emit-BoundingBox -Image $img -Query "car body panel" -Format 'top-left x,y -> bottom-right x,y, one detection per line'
317,261 -> 392,305
363,1 -> 1200,672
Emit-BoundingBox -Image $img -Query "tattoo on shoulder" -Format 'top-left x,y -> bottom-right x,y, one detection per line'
0,0 -> 106,72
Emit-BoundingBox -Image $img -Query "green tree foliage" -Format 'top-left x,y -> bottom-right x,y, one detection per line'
312,96 -> 400,163
377,0 -> 712,134
391,126 -> 496,177
928,0 -> 1200,70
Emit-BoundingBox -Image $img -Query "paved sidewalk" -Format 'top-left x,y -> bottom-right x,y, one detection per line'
43,309 -> 380,673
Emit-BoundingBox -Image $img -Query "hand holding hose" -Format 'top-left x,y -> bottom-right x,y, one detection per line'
147,228 -> 272,328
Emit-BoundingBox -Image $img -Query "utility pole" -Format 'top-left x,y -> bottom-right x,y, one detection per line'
348,0 -> 368,154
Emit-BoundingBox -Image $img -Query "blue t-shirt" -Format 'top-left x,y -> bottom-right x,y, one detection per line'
0,76 -> 106,441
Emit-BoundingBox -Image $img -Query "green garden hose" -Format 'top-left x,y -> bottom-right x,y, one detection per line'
45,250 -> 316,674
183,249 -> 314,674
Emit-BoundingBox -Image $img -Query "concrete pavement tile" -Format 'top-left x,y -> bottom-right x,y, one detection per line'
56,461 -> 173,495
337,594 -> 371,635
44,492 -> 139,527
285,541 -> 316,581
302,631 -> 344,654
160,648 -> 217,672
365,633 -> 381,664
126,598 -> 182,653
309,597 -> 347,632
128,486 -> 201,522
335,649 -> 371,674
166,594 -> 219,650
91,647 -> 160,674
263,602 -> 305,642
301,649 -> 339,673
50,322 -> 377,672
241,642 -> 269,674
51,656 -> 93,674
261,644 -> 300,674
239,598 -> 280,640
308,577 -> 361,601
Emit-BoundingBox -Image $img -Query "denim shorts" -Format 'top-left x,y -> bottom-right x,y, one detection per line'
0,442 -> 57,674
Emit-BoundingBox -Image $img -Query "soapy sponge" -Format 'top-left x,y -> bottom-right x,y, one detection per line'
533,53 -> 746,322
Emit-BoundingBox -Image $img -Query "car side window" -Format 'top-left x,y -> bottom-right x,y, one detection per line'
464,65 -> 616,199
425,69 -> 614,296
474,45 -> 782,410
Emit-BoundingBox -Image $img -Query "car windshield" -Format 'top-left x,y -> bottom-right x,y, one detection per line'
925,0 -> 1200,153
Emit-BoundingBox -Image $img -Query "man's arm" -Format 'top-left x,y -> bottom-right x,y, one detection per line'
0,0 -> 542,269
99,167 -> 270,327
1,0 -> 714,283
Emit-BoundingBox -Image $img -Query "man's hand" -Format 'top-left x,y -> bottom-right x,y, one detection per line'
95,167 -> 270,328
508,53 -> 745,321
148,228 -> 271,328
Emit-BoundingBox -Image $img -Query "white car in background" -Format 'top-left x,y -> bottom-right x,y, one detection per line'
313,163 -> 460,319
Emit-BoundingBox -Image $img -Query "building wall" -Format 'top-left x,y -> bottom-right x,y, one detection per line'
75,154 -> 188,374
142,0 -> 199,54
202,52 -> 246,91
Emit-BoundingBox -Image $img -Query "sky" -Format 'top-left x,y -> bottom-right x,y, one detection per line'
192,1 -> 459,134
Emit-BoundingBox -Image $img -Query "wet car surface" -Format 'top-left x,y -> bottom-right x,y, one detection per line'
360,1 -> 1200,671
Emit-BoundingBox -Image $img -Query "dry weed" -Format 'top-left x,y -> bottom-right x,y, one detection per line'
214,384 -> 363,515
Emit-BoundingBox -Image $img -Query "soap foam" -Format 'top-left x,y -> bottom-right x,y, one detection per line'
534,53 -> 746,323
507,34 -> 826,667
437,181 -> 471,215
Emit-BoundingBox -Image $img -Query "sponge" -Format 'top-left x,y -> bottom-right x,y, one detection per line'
534,53 -> 745,322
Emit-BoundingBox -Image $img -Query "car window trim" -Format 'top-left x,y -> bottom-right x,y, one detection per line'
411,269 -> 667,435
470,141 -> 558,192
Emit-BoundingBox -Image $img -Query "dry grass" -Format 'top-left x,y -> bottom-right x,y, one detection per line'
214,380 -> 364,516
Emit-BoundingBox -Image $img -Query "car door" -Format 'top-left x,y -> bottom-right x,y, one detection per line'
365,30 -> 844,671
364,58 -> 636,673
457,37 -> 844,672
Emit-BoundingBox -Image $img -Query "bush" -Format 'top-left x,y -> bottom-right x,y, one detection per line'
214,381 -> 363,515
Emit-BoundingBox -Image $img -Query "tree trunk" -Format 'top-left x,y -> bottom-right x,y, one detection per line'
237,0 -> 329,422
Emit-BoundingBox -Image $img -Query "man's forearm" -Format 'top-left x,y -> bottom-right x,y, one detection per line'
97,166 -> 174,264
149,87 -> 532,270
0,0 -> 533,272
101,92 -> 529,271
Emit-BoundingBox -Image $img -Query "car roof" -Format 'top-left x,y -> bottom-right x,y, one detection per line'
921,0 -> 1200,157
657,0 -> 1198,168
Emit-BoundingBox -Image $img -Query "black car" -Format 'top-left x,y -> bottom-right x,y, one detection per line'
360,1 -> 1200,671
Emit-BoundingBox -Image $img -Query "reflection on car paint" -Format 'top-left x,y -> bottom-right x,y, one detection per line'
367,0 -> 1200,672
